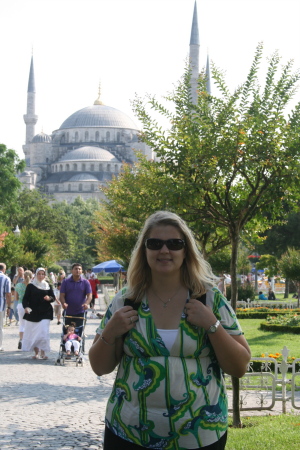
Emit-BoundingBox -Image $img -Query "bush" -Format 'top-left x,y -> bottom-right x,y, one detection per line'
226,283 -> 255,301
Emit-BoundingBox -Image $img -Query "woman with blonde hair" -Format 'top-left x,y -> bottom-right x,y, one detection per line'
15,270 -> 33,349
89,211 -> 251,450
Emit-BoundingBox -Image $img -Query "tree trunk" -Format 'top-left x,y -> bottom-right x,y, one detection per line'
284,278 -> 289,299
230,232 -> 243,427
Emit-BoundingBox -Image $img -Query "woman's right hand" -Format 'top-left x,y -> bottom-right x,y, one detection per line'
102,305 -> 138,341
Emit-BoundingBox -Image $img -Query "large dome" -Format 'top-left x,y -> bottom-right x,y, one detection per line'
59,146 -> 119,162
59,104 -> 138,130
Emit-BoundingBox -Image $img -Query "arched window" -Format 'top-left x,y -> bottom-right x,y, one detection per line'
85,131 -> 89,141
107,164 -> 111,172
61,134 -> 65,144
106,131 -> 110,142
73,163 -> 77,171
115,164 -> 118,173
95,131 -> 99,142
59,164 -> 63,172
117,132 -> 121,142
91,184 -> 95,191
99,163 -> 103,171
55,185 -> 59,192
68,184 -> 71,191
82,163 -> 86,171
79,184 -> 83,192
90,164 -> 94,171
66,132 -> 69,143
75,132 -> 79,142
55,165 -> 58,172
66,164 -> 70,171
45,185 -> 49,192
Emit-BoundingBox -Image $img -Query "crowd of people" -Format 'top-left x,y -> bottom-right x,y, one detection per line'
0,263 -> 99,358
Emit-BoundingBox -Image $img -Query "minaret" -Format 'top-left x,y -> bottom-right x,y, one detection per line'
23,56 -> 38,144
189,1 -> 200,104
205,53 -> 212,95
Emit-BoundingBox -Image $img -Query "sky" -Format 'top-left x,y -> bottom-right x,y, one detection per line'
0,0 -> 299,159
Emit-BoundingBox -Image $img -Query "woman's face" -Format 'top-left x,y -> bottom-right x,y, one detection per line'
146,225 -> 186,277
37,271 -> 46,281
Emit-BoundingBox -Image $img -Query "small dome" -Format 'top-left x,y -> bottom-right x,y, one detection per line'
68,173 -> 100,182
59,104 -> 138,130
32,132 -> 52,143
59,146 -> 120,162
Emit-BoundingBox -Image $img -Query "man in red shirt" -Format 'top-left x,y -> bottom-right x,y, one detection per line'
88,274 -> 100,313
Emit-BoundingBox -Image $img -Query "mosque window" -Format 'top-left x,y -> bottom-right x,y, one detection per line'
107,164 -> 111,172
61,135 -> 65,144
115,164 -> 118,173
55,165 -> 58,172
91,184 -> 95,191
45,186 -> 49,192
85,131 -> 89,141
66,132 -> 69,143
59,164 -> 63,172
82,163 -> 86,171
79,184 -> 83,192
55,185 -> 59,192
91,164 -> 94,171
68,184 -> 71,191
99,163 -> 103,171
106,131 -> 110,142
117,132 -> 121,142
73,163 -> 77,171
95,131 -> 99,142
66,164 -> 70,171
75,132 -> 79,142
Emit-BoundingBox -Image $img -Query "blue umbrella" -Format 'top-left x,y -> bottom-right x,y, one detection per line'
92,260 -> 124,273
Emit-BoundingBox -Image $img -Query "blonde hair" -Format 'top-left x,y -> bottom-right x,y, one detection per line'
126,211 -> 218,301
24,270 -> 33,285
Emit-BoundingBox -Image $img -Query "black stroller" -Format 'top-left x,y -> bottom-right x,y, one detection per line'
55,312 -> 87,367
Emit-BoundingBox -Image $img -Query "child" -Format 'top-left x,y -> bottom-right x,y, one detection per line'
7,287 -> 16,325
63,322 -> 81,356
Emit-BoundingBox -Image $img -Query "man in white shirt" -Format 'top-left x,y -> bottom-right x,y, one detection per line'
0,262 -> 12,351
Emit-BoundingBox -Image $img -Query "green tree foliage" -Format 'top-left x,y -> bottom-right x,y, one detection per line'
132,43 -> 300,312
256,254 -> 279,277
0,144 -> 25,220
279,248 -> 300,306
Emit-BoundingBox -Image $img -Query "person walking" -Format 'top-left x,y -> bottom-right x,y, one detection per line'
15,270 -> 33,349
89,211 -> 251,450
60,263 -> 92,327
22,267 -> 55,359
0,263 -> 12,351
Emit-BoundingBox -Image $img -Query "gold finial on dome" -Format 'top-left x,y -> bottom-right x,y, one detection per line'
94,82 -> 103,105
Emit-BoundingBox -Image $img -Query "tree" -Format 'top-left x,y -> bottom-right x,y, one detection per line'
279,248 -> 300,307
0,144 -> 25,210
132,43 -> 300,311
131,44 -> 300,427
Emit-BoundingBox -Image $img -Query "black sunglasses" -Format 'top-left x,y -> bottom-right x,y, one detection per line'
145,238 -> 185,251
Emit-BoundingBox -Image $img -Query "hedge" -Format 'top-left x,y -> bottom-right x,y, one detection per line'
260,322 -> 300,334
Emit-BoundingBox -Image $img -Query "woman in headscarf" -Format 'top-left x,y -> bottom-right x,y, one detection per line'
22,268 -> 55,360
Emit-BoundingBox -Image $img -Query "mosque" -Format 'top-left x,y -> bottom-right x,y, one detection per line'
19,2 -> 205,203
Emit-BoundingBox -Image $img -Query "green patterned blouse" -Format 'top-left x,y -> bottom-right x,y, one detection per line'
97,287 -> 243,449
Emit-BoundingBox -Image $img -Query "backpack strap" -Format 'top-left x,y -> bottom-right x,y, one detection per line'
124,298 -> 140,311
189,289 -> 206,305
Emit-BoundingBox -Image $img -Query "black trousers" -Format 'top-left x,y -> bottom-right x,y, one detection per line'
103,426 -> 227,450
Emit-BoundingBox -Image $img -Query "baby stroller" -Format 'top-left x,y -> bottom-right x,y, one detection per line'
55,312 -> 87,367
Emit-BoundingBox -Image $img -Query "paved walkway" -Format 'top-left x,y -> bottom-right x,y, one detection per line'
0,295 -> 112,449
1,294 -> 299,449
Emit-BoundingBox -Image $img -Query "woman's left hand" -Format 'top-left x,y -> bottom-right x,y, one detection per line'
185,298 -> 217,331
44,295 -> 51,301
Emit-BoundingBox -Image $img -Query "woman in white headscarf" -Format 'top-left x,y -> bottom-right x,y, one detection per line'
22,268 -> 55,359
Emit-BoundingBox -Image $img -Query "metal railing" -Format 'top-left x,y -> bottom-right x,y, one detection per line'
225,346 -> 300,413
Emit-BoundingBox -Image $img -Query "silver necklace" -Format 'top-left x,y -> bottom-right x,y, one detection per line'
152,287 -> 181,308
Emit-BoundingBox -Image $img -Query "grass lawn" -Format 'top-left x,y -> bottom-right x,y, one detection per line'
227,414 -> 300,449
239,318 -> 300,358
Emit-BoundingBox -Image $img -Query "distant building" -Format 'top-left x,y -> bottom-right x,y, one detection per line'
19,1 -> 207,203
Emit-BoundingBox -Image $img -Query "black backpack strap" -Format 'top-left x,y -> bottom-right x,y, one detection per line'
189,289 -> 206,305
124,298 -> 140,311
